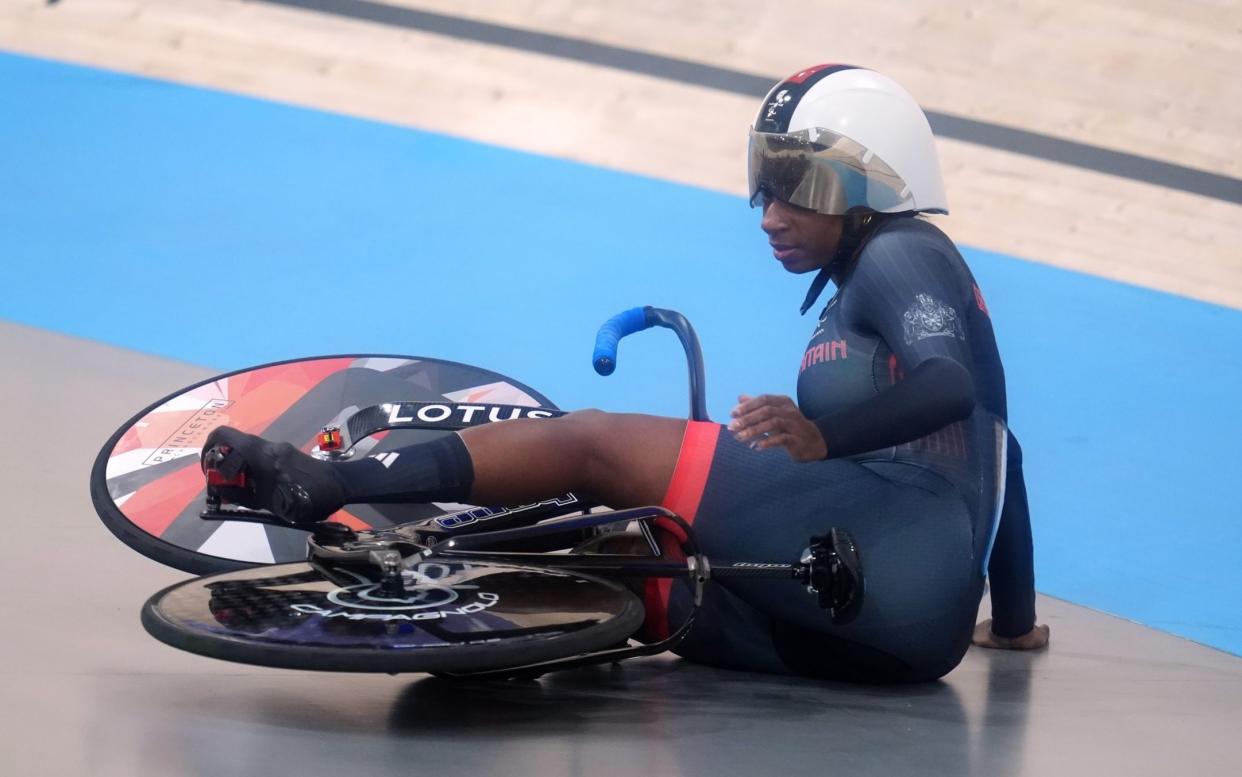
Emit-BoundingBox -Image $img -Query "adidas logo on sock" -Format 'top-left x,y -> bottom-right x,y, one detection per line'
370,452 -> 400,468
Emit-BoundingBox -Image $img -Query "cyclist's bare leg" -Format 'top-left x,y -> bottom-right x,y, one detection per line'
460,410 -> 687,509
201,411 -> 688,523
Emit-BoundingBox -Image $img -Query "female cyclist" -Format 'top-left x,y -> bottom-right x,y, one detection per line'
205,64 -> 1048,682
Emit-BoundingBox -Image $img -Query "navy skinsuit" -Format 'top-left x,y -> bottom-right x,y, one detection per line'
662,217 -> 1036,682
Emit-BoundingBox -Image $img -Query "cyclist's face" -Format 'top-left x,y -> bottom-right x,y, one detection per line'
759,196 -> 844,274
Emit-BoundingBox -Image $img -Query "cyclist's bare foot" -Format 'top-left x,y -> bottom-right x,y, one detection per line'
972,619 -> 1051,650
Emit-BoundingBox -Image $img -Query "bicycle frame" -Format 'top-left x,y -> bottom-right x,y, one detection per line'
195,307 -> 862,677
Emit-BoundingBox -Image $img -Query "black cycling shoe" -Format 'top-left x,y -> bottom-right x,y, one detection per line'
201,426 -> 346,525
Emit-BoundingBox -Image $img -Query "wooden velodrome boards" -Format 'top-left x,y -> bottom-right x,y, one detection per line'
2,0 -> 1239,307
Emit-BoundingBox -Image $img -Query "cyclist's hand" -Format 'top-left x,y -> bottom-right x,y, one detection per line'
729,394 -> 828,462
972,619 -> 1051,650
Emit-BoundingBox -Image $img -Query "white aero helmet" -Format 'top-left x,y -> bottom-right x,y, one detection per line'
749,65 -> 948,215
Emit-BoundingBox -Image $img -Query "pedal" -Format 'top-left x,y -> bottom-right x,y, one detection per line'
311,521 -> 358,545
802,528 -> 864,624
202,444 -> 248,510
200,506 -> 286,528
199,505 -> 352,541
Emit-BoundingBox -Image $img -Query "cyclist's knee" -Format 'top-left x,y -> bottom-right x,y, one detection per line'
551,409 -> 625,493
545,409 -> 682,507
553,409 -> 607,444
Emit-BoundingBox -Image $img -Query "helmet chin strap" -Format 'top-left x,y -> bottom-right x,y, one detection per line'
798,214 -> 875,315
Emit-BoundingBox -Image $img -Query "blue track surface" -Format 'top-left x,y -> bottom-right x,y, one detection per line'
3,52 -> 1240,655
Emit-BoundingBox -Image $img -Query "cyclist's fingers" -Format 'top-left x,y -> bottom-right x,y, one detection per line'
731,393 -> 795,419
731,407 -> 789,439
737,415 -> 792,441
733,395 -> 802,428
730,403 -> 772,429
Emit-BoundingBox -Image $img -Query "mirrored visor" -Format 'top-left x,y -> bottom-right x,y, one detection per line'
747,128 -> 914,215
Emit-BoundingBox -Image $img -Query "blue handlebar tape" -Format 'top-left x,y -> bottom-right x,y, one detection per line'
592,307 -> 650,375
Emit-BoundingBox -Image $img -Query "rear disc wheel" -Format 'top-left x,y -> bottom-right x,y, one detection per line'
142,558 -> 644,674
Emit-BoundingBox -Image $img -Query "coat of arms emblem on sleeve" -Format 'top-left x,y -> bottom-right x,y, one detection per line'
902,294 -> 965,344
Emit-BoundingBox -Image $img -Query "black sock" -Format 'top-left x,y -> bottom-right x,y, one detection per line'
333,433 -> 475,504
